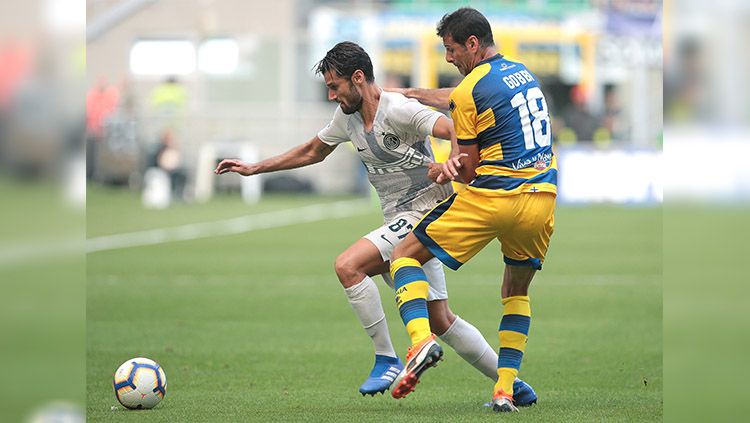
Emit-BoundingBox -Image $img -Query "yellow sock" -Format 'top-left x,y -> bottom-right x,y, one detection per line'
495,295 -> 531,397
391,257 -> 431,345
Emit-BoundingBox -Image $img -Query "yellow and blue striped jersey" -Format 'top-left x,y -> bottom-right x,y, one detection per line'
449,54 -> 557,195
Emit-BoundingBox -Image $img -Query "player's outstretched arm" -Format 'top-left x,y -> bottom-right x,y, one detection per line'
385,87 -> 454,110
214,136 -> 336,176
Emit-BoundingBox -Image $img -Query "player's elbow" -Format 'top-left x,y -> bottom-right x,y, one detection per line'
458,162 -> 478,183
302,148 -> 326,165
458,170 -> 476,184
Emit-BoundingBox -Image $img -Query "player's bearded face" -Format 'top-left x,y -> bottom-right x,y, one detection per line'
339,80 -> 363,115
324,70 -> 363,115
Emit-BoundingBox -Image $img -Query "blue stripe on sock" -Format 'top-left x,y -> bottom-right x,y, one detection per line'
393,266 -> 427,290
498,347 -> 524,370
498,314 -> 531,336
399,298 -> 428,324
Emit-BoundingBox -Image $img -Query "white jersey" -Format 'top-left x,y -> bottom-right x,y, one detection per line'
318,91 -> 453,221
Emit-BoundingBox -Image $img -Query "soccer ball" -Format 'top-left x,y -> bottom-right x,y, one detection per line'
113,357 -> 167,409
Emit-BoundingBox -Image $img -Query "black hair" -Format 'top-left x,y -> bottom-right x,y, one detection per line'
314,41 -> 374,83
436,7 -> 495,48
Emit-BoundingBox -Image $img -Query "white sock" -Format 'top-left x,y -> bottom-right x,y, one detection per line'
438,315 -> 499,381
343,276 -> 397,358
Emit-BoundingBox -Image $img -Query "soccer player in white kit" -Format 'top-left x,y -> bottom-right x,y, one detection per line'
215,42 -> 536,403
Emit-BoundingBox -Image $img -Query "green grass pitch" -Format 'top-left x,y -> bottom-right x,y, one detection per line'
87,187 -> 662,422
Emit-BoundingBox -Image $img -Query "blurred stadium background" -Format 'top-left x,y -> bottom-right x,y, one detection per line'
2,0 -> 749,421
81,1 -> 664,422
82,0 -> 663,206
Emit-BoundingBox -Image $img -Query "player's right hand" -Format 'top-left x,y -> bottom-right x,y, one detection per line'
442,153 -> 467,181
428,154 -> 465,185
214,159 -> 254,176
429,153 -> 468,184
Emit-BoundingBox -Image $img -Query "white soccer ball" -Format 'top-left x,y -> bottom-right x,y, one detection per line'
113,357 -> 167,409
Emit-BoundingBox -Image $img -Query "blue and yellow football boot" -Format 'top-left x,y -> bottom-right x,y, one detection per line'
512,378 -> 538,407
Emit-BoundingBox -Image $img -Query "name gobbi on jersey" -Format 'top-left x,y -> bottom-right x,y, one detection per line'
450,54 -> 557,195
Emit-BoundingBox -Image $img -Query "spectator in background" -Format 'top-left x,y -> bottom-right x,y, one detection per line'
0,40 -> 34,170
3,42 -> 63,178
86,77 -> 119,179
603,85 -> 626,141
560,85 -> 602,143
149,76 -> 188,180
665,40 -> 704,123
0,41 -> 33,112
104,77 -> 139,147
117,77 -> 138,117
86,77 -> 119,138
150,76 -> 187,133
94,77 -> 141,185
150,75 -> 186,113
150,129 -> 186,201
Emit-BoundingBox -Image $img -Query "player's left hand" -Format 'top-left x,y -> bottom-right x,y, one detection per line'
214,159 -> 255,176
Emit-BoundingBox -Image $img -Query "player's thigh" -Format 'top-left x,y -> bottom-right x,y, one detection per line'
372,212 -> 448,291
338,237 -> 390,277
363,211 -> 424,262
414,190 -> 498,269
498,192 -> 556,264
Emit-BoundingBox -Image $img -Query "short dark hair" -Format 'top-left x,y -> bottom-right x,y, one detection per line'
314,41 -> 374,83
436,7 -> 495,48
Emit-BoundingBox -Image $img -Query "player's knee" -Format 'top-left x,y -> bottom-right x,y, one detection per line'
391,243 -> 406,261
429,314 -> 452,336
428,302 -> 456,336
333,254 -> 348,279
333,254 -> 358,287
392,234 -> 432,264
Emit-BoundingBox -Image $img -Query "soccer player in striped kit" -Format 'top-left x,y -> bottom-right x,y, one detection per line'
215,41 -> 537,404
388,8 -> 556,412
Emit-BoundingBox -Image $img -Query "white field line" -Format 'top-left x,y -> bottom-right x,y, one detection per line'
86,199 -> 372,253
0,238 -> 82,267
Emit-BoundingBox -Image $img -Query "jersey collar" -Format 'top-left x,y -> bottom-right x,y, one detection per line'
477,53 -> 503,66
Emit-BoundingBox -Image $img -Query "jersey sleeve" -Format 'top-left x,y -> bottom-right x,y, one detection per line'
449,87 -> 478,145
317,107 -> 350,146
389,99 -> 443,139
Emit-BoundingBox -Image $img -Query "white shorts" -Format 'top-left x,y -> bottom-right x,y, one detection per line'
364,211 -> 448,301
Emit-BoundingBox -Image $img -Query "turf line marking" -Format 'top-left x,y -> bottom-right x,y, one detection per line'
86,199 -> 372,253
0,237 -> 81,266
